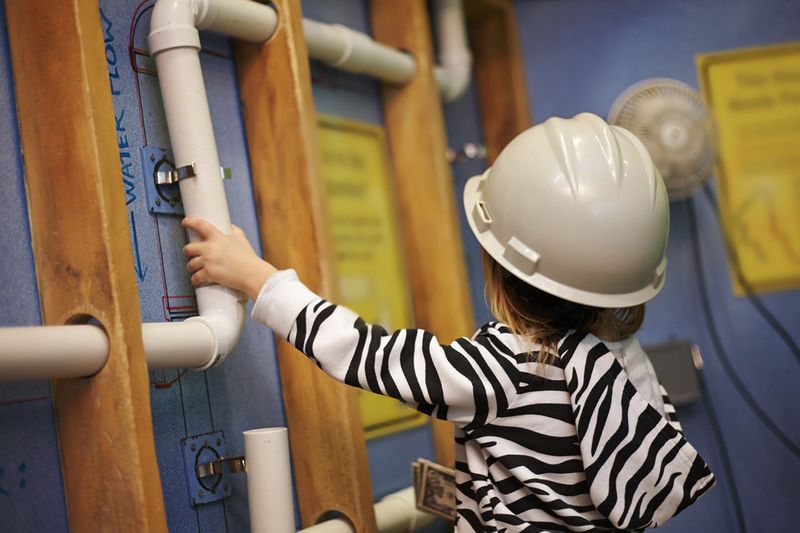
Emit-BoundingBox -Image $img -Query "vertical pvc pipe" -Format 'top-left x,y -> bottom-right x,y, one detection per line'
244,428 -> 296,533
149,2 -> 246,369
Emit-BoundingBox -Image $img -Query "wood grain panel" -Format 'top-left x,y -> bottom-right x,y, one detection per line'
370,0 -> 476,468
466,0 -> 532,162
234,1 -> 377,530
5,0 -> 166,530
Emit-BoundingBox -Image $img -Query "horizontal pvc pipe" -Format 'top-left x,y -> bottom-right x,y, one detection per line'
141,321 -> 216,369
303,18 -> 417,85
299,487 -> 436,533
196,0 -> 278,43
244,428 -> 296,533
0,325 -> 109,382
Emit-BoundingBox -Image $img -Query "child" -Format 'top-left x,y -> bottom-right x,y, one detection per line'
183,113 -> 714,532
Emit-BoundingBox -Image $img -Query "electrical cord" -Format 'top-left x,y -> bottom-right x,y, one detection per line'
700,378 -> 747,533
700,185 -> 800,365
687,197 -> 800,458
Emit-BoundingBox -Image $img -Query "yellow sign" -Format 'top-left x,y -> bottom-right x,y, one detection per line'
697,42 -> 800,294
318,115 -> 426,439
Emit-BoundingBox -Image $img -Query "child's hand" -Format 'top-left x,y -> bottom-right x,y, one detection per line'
182,218 -> 277,301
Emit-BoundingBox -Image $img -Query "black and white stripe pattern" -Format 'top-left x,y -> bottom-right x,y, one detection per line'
253,271 -> 715,532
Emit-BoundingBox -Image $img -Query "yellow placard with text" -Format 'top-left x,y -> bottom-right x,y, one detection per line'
318,115 -> 426,439
697,43 -> 800,294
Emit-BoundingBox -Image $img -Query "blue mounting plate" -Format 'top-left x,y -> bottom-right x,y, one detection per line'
140,146 -> 185,216
180,430 -> 232,506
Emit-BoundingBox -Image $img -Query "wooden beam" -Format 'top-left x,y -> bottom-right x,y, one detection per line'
466,0 -> 532,162
370,0 -> 476,468
4,1 -> 167,531
234,1 -> 377,530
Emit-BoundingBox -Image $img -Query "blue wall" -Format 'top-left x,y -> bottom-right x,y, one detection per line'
446,1 -> 800,531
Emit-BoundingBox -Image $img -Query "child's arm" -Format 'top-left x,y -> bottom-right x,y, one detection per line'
182,218 -> 519,429
561,331 -> 715,529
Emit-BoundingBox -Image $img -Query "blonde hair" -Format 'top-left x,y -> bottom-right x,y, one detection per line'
482,249 -> 644,366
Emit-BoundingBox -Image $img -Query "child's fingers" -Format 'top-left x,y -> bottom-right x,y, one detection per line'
190,270 -> 209,287
186,256 -> 203,274
182,217 -> 221,240
183,241 -> 205,257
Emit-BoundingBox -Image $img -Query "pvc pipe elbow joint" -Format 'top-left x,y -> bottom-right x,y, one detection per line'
148,0 -> 277,56
437,59 -> 472,102
148,0 -> 202,57
187,295 -> 246,371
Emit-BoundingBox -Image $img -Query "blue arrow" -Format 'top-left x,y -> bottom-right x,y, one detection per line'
129,210 -> 148,282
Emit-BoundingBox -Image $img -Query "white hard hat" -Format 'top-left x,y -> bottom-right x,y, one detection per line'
463,112 -> 669,308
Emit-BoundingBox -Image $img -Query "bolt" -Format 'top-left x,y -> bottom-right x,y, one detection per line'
155,197 -> 161,206
191,443 -> 197,452
198,490 -> 205,499
149,153 -> 155,161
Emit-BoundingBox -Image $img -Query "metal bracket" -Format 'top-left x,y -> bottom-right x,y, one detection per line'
180,431 -> 240,506
446,142 -> 487,163
196,456 -> 246,478
141,147 -> 234,215
157,162 -> 197,185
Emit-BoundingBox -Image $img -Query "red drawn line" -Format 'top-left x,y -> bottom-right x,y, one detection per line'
150,369 -> 188,390
0,396 -> 50,408
132,48 -> 157,76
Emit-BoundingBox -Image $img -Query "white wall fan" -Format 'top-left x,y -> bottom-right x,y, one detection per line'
608,78 -> 714,201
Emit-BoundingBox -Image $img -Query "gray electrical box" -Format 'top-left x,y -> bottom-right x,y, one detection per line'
644,340 -> 703,407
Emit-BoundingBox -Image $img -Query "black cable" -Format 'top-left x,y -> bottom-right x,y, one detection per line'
687,197 -> 800,458
700,379 -> 747,533
700,185 -> 800,365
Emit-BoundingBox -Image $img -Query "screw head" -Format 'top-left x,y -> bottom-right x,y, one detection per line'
155,197 -> 161,205
198,490 -> 205,499
190,443 -> 197,452
149,153 -> 155,161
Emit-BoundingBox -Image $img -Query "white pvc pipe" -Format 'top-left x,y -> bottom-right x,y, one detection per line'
149,0 -> 260,370
299,486 -> 435,533
303,19 -> 417,85
301,1 -> 471,100
142,321 -> 216,369
0,325 -> 109,382
244,428 -> 296,533
196,0 -> 278,42
432,0 -> 472,102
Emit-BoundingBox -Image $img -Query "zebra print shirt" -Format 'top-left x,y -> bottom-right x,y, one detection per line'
252,270 -> 715,532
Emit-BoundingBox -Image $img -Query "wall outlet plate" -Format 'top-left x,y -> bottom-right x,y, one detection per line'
180,430 -> 232,506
